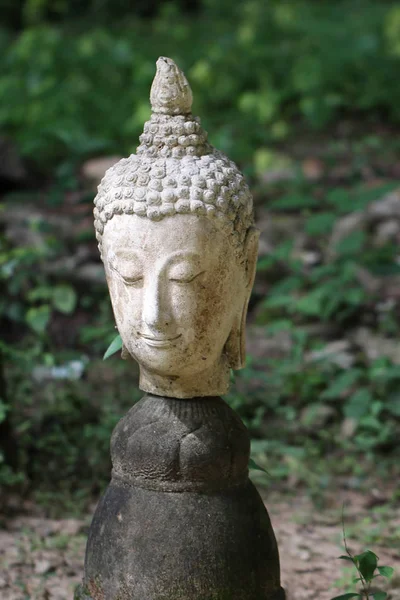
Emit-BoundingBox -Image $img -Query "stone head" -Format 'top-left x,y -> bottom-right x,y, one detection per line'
94,57 -> 259,398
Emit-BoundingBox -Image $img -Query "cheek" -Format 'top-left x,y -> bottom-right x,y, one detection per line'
107,275 -> 141,327
207,271 -> 243,328
169,286 -> 198,319
188,276 -> 238,339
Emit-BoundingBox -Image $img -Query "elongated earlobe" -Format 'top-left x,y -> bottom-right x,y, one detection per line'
225,314 -> 242,370
225,227 -> 259,369
121,343 -> 130,360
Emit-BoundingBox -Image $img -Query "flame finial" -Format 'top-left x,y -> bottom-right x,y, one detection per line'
150,57 -> 193,115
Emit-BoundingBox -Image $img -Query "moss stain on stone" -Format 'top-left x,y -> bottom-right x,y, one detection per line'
87,576 -> 105,600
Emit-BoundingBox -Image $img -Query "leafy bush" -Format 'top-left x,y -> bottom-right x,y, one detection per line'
228,180 -> 400,477
1,1 -> 400,172
0,223 -> 127,497
1,0 -> 400,505
332,534 -> 394,600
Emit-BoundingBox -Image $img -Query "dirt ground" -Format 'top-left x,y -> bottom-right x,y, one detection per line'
1,487 -> 399,600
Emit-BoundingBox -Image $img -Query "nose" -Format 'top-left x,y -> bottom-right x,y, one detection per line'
142,276 -> 172,333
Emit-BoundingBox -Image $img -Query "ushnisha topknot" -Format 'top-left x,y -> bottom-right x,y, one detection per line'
150,56 -> 193,115
94,57 -> 254,258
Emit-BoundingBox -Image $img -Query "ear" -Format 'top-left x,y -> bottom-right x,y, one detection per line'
225,227 -> 259,369
244,226 -> 260,291
121,343 -> 130,360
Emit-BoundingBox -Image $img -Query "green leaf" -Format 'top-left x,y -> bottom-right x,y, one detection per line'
330,594 -> 361,600
296,288 -> 325,316
344,389 -> 373,419
305,212 -> 336,235
372,593 -> 387,600
27,285 -> 52,302
248,458 -> 269,475
322,370 -> 362,400
264,294 -> 294,309
338,555 -> 355,562
265,319 -> 293,334
25,305 -> 51,334
270,194 -> 318,211
386,394 -> 400,416
103,334 -> 123,360
0,400 -> 9,424
327,188 -> 351,213
377,566 -> 394,579
335,231 -> 366,256
52,284 -> 77,314
344,287 -> 365,306
355,550 -> 378,582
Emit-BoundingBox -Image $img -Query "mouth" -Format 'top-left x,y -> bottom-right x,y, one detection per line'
139,333 -> 182,348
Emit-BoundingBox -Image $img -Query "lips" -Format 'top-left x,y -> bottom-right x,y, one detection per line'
140,333 -> 182,348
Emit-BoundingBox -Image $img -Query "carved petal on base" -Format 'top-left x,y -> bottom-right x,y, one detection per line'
110,395 -> 250,492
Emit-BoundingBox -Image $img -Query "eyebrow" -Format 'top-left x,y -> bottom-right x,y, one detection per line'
112,249 -> 142,261
114,248 -> 202,263
159,251 -> 203,270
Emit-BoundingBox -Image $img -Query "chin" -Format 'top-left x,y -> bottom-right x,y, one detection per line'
130,345 -> 215,378
129,346 -> 182,371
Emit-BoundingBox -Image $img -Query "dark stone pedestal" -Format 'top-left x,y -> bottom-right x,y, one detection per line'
77,395 -> 285,600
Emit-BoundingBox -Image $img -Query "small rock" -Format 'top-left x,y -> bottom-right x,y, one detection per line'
297,549 -> 311,561
246,327 -> 292,361
76,263 -> 106,284
364,488 -> 389,509
32,360 -> 88,383
375,219 -> 400,245
368,189 -> 400,219
352,327 -> 400,364
328,212 -> 366,259
260,167 -> 296,184
305,340 -> 354,369
384,275 -> 400,301
377,298 -> 396,312
300,404 -> 336,428
34,559 -> 52,575
355,265 -> 380,294
341,417 -> 357,439
59,518 -> 85,537
287,534 -> 312,561
293,250 -> 321,266
45,577 -> 76,599
302,157 -> 325,181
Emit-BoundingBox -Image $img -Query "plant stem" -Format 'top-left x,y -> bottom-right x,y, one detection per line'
341,504 -> 370,599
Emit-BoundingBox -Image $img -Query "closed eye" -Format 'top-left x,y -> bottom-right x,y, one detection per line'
110,264 -> 143,286
169,270 -> 205,284
122,275 -> 143,286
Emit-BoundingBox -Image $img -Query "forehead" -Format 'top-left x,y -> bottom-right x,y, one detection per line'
102,214 -> 226,259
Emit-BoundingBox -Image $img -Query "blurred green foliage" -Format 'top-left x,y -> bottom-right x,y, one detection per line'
1,1 -> 400,171
1,0 -> 400,508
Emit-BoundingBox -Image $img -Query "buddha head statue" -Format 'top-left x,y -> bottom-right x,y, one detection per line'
94,57 -> 259,399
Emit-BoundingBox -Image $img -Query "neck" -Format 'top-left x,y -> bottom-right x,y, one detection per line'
138,356 -> 230,399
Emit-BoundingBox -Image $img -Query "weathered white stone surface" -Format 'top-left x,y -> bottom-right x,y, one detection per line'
95,57 -> 259,398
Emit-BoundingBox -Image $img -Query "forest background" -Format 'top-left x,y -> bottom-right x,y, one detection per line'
0,1 -> 400,598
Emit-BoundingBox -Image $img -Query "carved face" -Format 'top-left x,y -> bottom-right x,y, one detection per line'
102,214 -> 258,397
